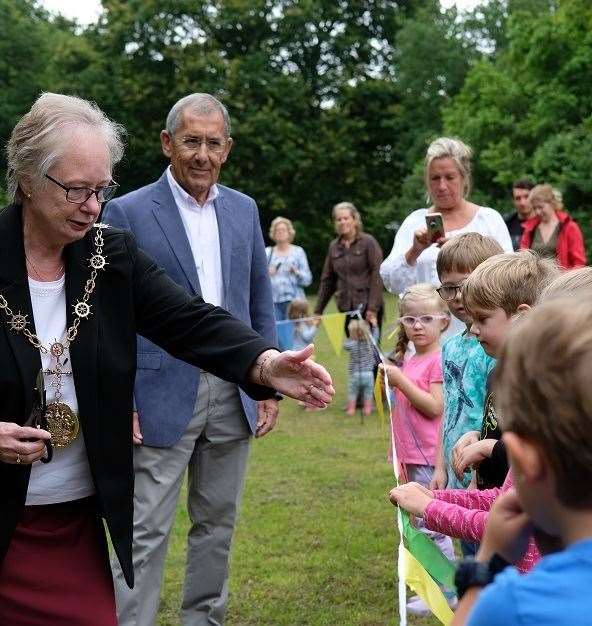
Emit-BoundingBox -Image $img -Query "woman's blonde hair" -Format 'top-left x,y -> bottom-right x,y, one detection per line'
528,183 -> 563,212
393,283 -> 449,362
332,201 -> 363,235
424,137 -> 473,203
6,92 -> 125,202
269,216 -> 296,242
348,319 -> 370,341
463,250 -> 559,316
287,298 -> 309,319
539,267 -> 592,302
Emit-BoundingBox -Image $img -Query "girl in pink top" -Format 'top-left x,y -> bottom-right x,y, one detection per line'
384,284 -> 455,561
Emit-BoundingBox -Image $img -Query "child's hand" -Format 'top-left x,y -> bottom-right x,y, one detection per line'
429,467 -> 448,490
388,482 -> 433,517
477,489 -> 532,564
380,363 -> 403,388
453,439 -> 496,479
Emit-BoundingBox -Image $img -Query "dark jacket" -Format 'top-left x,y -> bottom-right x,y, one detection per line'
315,232 -> 383,315
0,204 -> 273,587
520,210 -> 587,269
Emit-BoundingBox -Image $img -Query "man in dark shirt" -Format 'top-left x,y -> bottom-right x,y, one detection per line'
504,179 -> 535,250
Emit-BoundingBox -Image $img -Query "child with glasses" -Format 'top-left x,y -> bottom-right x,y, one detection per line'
383,284 -> 455,571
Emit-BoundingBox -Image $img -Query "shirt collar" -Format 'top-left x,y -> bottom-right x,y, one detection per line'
166,165 -> 219,210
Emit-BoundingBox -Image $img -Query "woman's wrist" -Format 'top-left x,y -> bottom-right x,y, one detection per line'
254,349 -> 280,386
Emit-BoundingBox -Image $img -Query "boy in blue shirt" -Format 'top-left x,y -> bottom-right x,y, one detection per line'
432,234 -> 504,492
453,296 -> 592,626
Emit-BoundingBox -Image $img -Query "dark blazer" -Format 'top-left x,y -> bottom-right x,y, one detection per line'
0,204 -> 273,587
102,172 -> 276,445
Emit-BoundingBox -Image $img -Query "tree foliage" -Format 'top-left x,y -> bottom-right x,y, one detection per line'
1,0 -> 590,271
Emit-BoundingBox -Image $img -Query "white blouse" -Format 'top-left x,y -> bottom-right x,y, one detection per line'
380,206 -> 513,337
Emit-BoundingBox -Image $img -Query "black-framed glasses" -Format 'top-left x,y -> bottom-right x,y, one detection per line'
437,282 -> 465,301
45,174 -> 119,204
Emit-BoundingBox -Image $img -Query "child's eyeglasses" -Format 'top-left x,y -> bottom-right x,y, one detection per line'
399,315 -> 448,328
436,283 -> 465,301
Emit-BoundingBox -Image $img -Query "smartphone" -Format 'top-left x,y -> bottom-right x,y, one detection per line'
425,212 -> 445,243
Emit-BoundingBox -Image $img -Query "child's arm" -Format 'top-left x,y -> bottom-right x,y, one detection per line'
383,364 -> 442,419
452,438 -> 497,480
430,421 -> 448,489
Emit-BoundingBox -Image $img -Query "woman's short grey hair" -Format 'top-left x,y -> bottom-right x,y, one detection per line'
165,94 -> 231,138
424,136 -> 473,203
6,92 -> 125,202
332,201 -> 363,235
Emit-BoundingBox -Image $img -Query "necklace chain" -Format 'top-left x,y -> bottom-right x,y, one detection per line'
25,253 -> 64,281
0,224 -> 108,354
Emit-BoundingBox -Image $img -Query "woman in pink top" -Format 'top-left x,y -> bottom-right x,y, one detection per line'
384,284 -> 455,562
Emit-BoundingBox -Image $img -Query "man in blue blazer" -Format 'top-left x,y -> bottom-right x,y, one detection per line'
103,93 -> 278,626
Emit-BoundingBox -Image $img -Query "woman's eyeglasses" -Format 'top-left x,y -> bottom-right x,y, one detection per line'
398,314 -> 448,328
45,174 -> 119,204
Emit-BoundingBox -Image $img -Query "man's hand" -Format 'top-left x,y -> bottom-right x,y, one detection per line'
132,411 -> 143,445
389,482 -> 434,517
453,438 -> 496,480
256,399 -> 279,438
477,489 -> 532,564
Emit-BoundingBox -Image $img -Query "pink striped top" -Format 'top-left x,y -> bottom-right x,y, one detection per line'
423,472 -> 540,573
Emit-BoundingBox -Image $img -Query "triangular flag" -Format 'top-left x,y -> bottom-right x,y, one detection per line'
321,313 -> 346,356
400,545 -> 454,625
374,371 -> 385,422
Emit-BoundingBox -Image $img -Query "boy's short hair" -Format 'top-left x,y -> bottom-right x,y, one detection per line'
436,233 -> 504,277
463,250 -> 558,316
539,266 -> 592,302
495,296 -> 592,508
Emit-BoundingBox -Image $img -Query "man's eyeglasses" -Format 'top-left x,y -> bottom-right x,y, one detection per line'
178,136 -> 228,155
398,314 -> 448,328
45,174 -> 119,204
437,283 -> 465,301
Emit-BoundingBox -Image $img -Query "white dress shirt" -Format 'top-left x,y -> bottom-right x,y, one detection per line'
166,166 -> 224,307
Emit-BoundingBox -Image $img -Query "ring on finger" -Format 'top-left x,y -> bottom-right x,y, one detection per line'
16,453 -> 21,465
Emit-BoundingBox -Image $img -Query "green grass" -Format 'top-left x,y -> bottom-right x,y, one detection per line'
157,294 -> 439,626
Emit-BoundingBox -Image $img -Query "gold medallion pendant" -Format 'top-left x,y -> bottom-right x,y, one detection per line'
45,402 -> 80,448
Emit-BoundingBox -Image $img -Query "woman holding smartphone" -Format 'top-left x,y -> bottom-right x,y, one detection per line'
380,137 -> 512,336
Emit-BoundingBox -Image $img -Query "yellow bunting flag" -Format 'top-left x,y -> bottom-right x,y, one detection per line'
400,546 -> 454,625
374,372 -> 385,422
321,313 -> 346,356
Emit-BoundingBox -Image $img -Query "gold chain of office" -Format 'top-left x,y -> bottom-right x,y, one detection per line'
0,223 -> 109,448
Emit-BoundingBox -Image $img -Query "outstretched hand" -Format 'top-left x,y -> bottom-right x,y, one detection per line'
258,345 -> 335,408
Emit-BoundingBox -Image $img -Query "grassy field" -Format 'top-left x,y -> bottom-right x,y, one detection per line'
157,294 -> 439,626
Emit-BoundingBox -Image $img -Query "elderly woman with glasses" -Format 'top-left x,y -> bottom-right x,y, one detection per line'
0,93 -> 334,626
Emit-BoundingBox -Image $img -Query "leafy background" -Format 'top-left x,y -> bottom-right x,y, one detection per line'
1,0 -> 590,277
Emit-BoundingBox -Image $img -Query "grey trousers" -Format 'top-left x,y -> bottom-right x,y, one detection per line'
112,373 -> 251,626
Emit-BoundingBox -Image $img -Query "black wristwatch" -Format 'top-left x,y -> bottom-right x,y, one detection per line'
454,554 -> 510,600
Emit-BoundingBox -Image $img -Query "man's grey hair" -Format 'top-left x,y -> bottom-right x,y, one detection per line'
165,93 -> 231,138
6,92 -> 125,202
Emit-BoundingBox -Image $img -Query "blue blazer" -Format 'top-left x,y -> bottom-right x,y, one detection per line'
102,171 -> 277,446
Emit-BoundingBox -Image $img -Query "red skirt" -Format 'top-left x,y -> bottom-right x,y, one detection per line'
0,498 -> 117,626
